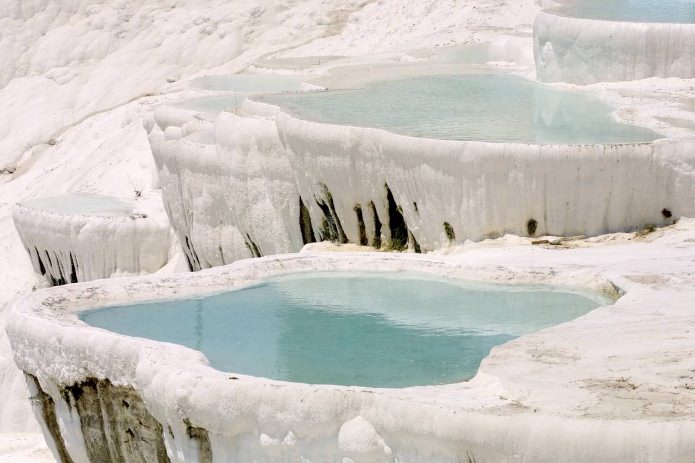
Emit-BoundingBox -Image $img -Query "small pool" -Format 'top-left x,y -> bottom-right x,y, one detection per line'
174,95 -> 244,115
552,0 -> 695,23
189,74 -> 308,92
410,43 -> 491,65
260,74 -> 659,144
22,193 -> 132,216
81,272 -> 604,388
178,74 -> 310,115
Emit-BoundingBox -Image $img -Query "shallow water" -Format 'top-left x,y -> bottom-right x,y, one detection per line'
189,74 -> 307,92
22,193 -> 132,216
81,272 -> 602,388
261,74 -> 659,144
178,74 -> 309,115
174,95 -> 244,114
411,43 -> 491,65
553,0 -> 695,23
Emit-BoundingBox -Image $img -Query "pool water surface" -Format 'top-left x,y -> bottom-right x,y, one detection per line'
81,272 -> 604,388
552,0 -> 695,23
261,74 -> 659,144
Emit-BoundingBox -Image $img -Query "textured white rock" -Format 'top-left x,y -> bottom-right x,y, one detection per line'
284,0 -> 540,57
534,12 -> 695,83
338,416 -> 392,459
12,195 -> 172,283
0,0 -> 376,173
0,433 -> 53,463
2,0 -> 695,459
150,106 -> 306,269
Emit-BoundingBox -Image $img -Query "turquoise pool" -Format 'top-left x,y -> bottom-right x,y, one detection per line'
552,0 -> 695,23
260,74 -> 659,144
80,272 -> 603,388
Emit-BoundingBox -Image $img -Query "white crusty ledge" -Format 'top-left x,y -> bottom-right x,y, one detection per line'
12,193 -> 172,284
534,11 -> 695,83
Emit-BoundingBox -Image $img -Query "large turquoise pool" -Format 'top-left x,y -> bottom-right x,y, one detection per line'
80,272 -> 603,388
260,74 -> 659,144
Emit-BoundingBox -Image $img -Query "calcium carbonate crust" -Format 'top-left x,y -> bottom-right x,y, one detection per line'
534,11 -> 695,83
12,199 -> 172,284
7,253 -> 695,462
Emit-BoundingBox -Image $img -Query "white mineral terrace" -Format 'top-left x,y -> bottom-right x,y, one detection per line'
8,219 -> 695,462
534,11 -> 695,83
148,85 -> 695,270
12,193 -> 172,284
3,0 -> 695,461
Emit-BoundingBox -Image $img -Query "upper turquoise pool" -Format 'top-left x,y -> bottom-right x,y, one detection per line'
80,272 -> 604,388
552,0 -> 695,23
260,74 -> 659,144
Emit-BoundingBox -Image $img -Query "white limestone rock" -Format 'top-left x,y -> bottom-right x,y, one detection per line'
534,12 -> 695,83
12,193 -> 172,284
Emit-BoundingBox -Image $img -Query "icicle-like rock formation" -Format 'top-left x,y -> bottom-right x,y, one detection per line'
534,12 -> 695,83
149,99 -> 695,270
12,193 -> 172,284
